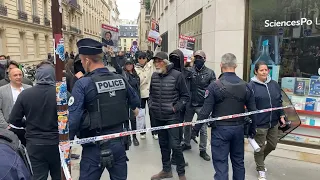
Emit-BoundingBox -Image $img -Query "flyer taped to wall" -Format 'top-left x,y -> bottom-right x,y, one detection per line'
101,24 -> 119,52
178,35 -> 196,62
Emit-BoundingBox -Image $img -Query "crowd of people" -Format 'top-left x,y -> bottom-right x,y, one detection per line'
0,37 -> 289,180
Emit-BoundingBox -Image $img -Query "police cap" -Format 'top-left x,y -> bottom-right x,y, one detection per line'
77,38 -> 103,55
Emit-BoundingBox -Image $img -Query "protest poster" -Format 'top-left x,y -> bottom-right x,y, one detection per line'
178,35 -> 196,62
101,24 -> 119,52
148,19 -> 161,43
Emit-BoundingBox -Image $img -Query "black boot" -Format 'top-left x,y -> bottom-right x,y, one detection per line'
200,151 -> 211,161
181,144 -> 191,151
132,135 -> 139,146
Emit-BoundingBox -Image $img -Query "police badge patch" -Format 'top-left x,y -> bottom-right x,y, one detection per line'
68,96 -> 75,106
204,90 -> 209,98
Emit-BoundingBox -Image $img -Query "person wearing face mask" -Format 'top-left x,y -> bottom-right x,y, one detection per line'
149,51 -> 189,180
249,61 -> 286,180
181,50 -> 216,161
68,38 -> 140,180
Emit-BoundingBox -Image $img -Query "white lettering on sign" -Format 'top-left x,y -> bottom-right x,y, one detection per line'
95,79 -> 126,93
264,18 -> 318,27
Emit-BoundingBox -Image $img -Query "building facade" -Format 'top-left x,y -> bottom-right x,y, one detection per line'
61,0 -> 83,54
119,25 -> 138,52
146,0 -> 246,78
137,0 -> 151,51
109,0 -> 120,27
0,0 -> 53,63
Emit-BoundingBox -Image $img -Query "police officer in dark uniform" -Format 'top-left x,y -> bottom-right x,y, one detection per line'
192,53 -> 257,180
68,38 -> 140,180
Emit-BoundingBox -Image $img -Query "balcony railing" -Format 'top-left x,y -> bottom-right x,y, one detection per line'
44,17 -> 50,26
0,4 -> 8,16
32,15 -> 40,24
69,26 -> 81,34
17,10 -> 28,21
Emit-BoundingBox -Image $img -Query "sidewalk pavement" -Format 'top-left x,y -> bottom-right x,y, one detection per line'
68,135 -> 320,180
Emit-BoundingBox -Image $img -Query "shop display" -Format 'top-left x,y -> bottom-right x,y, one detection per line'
250,0 -> 320,148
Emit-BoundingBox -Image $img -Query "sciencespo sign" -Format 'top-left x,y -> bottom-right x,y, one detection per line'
265,18 -> 320,27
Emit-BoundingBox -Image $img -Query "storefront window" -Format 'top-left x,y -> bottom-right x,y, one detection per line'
249,0 -> 320,147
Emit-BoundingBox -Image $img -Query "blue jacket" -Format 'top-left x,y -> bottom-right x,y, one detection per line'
0,144 -> 31,180
249,76 -> 284,128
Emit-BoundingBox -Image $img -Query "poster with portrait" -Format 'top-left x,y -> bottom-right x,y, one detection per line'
148,19 -> 161,44
101,24 -> 119,52
178,35 -> 196,62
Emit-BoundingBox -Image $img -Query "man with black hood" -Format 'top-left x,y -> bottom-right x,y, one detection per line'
149,51 -> 189,180
168,49 -> 192,167
9,61 -> 60,180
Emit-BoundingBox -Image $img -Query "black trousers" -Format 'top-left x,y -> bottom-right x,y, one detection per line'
141,98 -> 158,135
26,144 -> 61,180
124,109 -> 137,137
9,128 -> 26,146
156,119 -> 185,176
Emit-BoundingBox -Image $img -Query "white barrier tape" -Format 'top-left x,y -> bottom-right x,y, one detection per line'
69,105 -> 295,146
58,146 -> 72,180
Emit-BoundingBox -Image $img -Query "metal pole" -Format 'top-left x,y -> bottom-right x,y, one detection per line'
51,1 -> 70,180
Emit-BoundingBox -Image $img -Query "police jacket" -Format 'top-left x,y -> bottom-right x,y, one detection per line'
190,66 -> 216,107
249,76 -> 284,128
196,72 -> 257,128
0,144 -> 31,180
68,68 -> 140,139
149,64 -> 190,121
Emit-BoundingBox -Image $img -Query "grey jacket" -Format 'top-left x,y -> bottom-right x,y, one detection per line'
0,83 -> 31,128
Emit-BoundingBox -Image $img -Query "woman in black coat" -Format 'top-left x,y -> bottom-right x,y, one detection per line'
123,59 -> 141,146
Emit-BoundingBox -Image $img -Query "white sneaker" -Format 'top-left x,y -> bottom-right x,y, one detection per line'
140,134 -> 146,139
258,171 -> 267,180
153,134 -> 158,140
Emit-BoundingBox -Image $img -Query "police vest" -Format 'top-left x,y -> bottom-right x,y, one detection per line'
0,128 -> 33,175
213,77 -> 247,122
85,73 -> 129,131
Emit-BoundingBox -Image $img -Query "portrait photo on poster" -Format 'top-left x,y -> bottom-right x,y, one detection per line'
101,24 -> 119,52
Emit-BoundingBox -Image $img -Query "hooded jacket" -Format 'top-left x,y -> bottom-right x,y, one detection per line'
249,75 -> 284,128
9,64 -> 59,145
149,63 -> 190,121
169,49 -> 192,93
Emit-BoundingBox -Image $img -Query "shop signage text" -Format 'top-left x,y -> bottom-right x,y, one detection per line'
265,18 -> 320,27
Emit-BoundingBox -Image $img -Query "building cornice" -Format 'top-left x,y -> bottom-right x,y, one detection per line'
0,16 -> 52,32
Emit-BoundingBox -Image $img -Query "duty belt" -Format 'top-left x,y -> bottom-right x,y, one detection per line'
212,120 -> 245,126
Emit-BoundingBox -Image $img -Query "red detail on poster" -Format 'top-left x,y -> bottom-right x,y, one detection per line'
101,24 -> 119,32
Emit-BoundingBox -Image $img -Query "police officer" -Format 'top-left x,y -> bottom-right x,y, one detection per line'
68,38 -> 140,180
192,53 -> 257,180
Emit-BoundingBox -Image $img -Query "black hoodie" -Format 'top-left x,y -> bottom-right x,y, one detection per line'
9,65 -> 59,145
169,49 -> 192,93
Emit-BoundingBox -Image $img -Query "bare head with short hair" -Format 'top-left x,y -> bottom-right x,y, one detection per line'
220,53 -> 237,70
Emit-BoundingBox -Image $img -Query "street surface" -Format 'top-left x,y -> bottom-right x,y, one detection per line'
47,66 -> 320,180
68,101 -> 320,180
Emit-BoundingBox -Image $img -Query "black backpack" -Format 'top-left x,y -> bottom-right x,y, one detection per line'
0,128 -> 33,175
